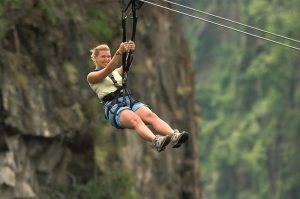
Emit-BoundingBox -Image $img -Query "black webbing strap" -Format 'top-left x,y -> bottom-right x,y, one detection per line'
119,0 -> 143,79
119,0 -> 143,104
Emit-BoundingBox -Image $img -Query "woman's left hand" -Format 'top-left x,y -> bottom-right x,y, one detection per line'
126,40 -> 135,51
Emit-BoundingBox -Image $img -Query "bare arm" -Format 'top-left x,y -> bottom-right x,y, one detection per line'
87,50 -> 122,84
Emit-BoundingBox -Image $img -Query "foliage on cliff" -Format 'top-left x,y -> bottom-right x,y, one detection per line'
178,0 -> 300,198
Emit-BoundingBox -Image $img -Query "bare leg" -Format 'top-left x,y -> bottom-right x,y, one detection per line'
119,109 -> 155,142
135,107 -> 189,149
135,106 -> 174,136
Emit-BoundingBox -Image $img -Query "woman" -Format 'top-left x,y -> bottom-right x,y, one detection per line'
87,41 -> 188,152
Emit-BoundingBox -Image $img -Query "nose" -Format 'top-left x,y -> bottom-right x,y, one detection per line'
104,57 -> 110,62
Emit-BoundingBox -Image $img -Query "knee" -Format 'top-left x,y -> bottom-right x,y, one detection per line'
129,115 -> 144,128
144,111 -> 159,123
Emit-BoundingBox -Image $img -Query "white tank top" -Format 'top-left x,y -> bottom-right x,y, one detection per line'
88,69 -> 122,101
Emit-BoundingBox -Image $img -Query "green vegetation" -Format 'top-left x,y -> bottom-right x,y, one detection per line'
36,0 -> 62,24
63,62 -> 78,84
81,172 -> 139,199
0,0 -> 20,6
87,9 -> 114,41
0,0 -> 21,40
49,172 -> 139,199
179,0 -> 300,198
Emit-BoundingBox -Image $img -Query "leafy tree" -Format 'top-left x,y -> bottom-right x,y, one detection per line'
177,0 -> 300,198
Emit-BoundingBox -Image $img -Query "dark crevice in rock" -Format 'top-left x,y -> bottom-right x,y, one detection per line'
0,84 -> 9,151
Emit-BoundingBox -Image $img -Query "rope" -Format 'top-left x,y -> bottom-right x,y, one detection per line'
159,0 -> 300,44
140,0 -> 300,51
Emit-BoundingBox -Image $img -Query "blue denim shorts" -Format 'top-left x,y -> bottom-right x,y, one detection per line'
104,96 -> 146,128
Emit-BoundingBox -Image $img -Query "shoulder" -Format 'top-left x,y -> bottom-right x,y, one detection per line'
87,70 -> 105,84
87,71 -> 95,84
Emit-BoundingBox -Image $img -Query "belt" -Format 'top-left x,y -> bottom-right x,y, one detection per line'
102,89 -> 126,103
103,91 -> 120,103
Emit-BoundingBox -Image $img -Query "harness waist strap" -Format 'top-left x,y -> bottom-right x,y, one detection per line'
102,90 -> 123,103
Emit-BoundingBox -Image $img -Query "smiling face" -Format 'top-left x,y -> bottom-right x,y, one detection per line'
90,44 -> 111,68
96,50 -> 111,68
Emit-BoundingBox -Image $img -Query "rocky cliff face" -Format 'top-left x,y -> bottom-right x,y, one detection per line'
0,0 -> 201,199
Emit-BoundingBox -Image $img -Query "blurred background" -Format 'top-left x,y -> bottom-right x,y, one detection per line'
178,1 -> 300,199
0,0 -> 299,199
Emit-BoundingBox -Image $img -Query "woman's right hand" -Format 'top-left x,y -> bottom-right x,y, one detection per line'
118,42 -> 127,54
118,40 -> 135,54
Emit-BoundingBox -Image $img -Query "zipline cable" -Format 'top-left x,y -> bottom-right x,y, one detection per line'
140,0 -> 300,51
158,0 -> 300,44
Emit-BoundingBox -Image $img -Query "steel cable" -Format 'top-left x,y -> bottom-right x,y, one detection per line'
140,0 -> 300,51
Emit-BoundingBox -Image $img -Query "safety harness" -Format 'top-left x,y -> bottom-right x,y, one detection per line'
98,0 -> 144,128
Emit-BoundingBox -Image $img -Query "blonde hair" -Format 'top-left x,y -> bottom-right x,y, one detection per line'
90,44 -> 110,65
